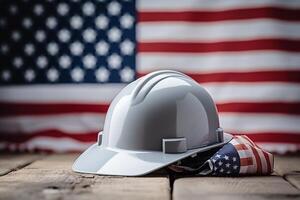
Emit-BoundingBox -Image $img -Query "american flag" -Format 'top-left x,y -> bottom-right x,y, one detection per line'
168,135 -> 274,176
0,0 -> 299,153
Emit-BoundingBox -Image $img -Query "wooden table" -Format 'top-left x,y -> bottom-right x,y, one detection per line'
0,153 -> 299,200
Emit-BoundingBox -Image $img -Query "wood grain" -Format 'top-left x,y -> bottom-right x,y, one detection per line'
173,176 -> 300,200
0,154 -> 170,200
0,153 -> 43,176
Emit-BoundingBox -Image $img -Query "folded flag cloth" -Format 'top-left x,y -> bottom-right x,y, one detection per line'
168,135 -> 274,176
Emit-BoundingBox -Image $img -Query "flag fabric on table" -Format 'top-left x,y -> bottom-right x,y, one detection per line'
0,0 -> 299,153
168,135 -> 274,176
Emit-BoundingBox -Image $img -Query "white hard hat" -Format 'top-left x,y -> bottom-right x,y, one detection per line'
73,70 -> 232,176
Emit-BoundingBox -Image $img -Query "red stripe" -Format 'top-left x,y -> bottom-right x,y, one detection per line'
138,7 -> 300,22
232,133 -> 300,144
1,101 -> 300,116
138,71 -> 300,83
234,144 -> 248,150
249,145 -> 263,174
0,130 -> 97,143
138,39 -> 300,53
240,157 -> 253,166
262,151 -> 272,173
0,102 -> 109,116
218,102 -> 300,115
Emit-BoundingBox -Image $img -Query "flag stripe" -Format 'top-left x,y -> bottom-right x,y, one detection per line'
0,114 -> 104,134
138,7 -> 300,22
217,102 -> 300,115
263,151 -> 272,173
138,0 -> 300,11
0,84 -> 124,103
249,145 -> 262,174
240,157 -> 253,166
0,130 -> 97,143
137,52 -> 300,73
138,39 -> 300,53
139,70 -> 300,83
1,102 -> 300,116
138,20 -> 300,42
220,113 -> 300,133
240,133 -> 300,143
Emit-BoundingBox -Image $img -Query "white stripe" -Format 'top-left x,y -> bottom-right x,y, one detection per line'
220,113 -> 300,133
138,20 -> 300,42
257,143 -> 300,154
236,149 -> 251,158
204,83 -> 300,103
138,0 -> 300,11
0,114 -> 105,134
247,144 -> 258,174
137,52 -> 300,73
239,166 -> 248,174
0,137 -> 92,152
0,84 -> 124,103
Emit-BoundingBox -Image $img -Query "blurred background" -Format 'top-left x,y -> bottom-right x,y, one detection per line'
0,0 -> 299,154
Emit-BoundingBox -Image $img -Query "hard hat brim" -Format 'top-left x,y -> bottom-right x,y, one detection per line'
72,133 -> 233,176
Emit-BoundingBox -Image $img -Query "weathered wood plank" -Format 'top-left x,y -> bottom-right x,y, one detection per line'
275,155 -> 300,190
0,154 -> 170,200
275,155 -> 300,176
173,176 -> 300,200
0,153 -> 43,176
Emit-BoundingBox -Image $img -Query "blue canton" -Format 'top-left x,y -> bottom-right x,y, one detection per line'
0,0 -> 136,84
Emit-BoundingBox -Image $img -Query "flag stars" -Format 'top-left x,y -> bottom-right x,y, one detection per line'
108,27 -> 122,42
34,4 -> 44,16
219,168 -> 224,173
71,67 -> 85,82
22,18 -> 32,29
225,163 -> 231,168
108,1 -> 122,16
0,44 -> 9,54
70,41 -> 84,56
59,55 -> 71,69
13,57 -> 23,68
95,67 -> 110,82
24,43 -> 35,56
83,28 -> 97,43
46,17 -> 57,29
95,15 -> 109,29
224,155 -> 229,160
107,53 -> 122,69
120,39 -> 134,55
57,3 -> 69,16
24,69 -> 35,82
36,56 -> 48,69
70,15 -> 83,29
47,42 -> 59,55
218,161 -> 223,166
35,30 -> 46,42
9,5 -> 18,15
1,70 -> 11,81
82,2 -> 95,16
47,68 -> 59,82
233,165 -> 238,170
120,67 -> 134,82
58,29 -> 71,43
83,54 -> 96,69
232,157 -> 237,162
95,41 -> 109,55
216,154 -> 221,158
120,14 -> 134,29
12,31 -> 21,41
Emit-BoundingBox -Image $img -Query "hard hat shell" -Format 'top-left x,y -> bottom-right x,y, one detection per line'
73,70 -> 232,176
